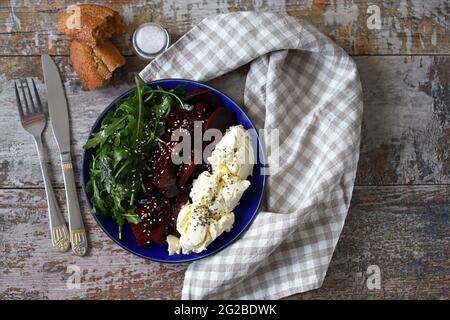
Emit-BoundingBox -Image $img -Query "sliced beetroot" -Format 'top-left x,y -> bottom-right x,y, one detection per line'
169,224 -> 180,238
162,131 -> 172,142
163,129 -> 189,144
177,158 -> 199,186
179,182 -> 193,194
134,194 -> 169,218
203,107 -> 236,133
165,108 -> 196,131
173,193 -> 189,215
129,223 -> 149,247
160,183 -> 180,198
171,127 -> 192,150
184,88 -> 222,109
130,194 -> 170,246
194,102 -> 214,120
130,216 -> 169,246
193,119 -> 204,133
150,142 -> 178,195
154,160 -> 177,191
148,215 -> 170,245
144,178 -> 156,194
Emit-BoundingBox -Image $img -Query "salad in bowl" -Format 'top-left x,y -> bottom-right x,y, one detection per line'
82,78 -> 265,262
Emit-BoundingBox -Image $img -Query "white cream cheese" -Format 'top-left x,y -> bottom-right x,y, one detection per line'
208,125 -> 255,180
209,174 -> 250,214
190,171 -> 220,206
176,204 -> 234,254
166,235 -> 181,255
167,125 -> 255,255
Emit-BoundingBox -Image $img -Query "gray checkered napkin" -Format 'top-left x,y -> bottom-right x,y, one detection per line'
139,12 -> 363,299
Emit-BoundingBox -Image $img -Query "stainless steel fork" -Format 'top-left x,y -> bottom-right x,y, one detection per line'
15,79 -> 70,252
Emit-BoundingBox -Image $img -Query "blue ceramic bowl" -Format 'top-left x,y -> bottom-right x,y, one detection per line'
82,79 -> 265,263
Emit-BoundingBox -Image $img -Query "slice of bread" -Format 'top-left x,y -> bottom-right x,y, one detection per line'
70,40 -> 126,91
59,4 -> 127,48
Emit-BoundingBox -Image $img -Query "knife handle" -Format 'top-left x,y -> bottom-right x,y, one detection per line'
34,136 -> 70,253
60,151 -> 88,256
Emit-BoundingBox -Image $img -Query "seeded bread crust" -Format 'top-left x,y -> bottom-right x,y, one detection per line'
70,40 -> 126,91
58,4 -> 127,48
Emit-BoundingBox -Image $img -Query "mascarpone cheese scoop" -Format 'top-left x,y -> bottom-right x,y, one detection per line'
208,125 -> 255,179
167,125 -> 255,255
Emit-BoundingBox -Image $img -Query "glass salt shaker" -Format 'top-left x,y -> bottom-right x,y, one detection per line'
132,23 -> 170,60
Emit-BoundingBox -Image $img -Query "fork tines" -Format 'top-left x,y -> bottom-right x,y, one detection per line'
15,79 -> 43,118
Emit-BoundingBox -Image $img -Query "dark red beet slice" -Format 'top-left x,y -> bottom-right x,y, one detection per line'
162,131 -> 172,142
184,88 -> 222,109
148,215 -> 169,245
194,102 -> 214,120
144,178 -> 156,193
155,163 -> 176,192
177,159 -> 199,186
163,129 -> 190,144
168,223 -> 179,238
160,183 -> 180,198
130,216 -> 169,246
150,142 -> 179,195
203,107 -> 236,133
166,108 -> 196,131
169,127 -> 192,151
173,193 -> 189,215
129,223 -> 149,247
130,195 -> 170,246
179,182 -> 193,194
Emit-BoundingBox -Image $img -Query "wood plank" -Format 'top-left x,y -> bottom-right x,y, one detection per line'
294,185 -> 450,299
0,55 -> 448,188
1,185 -> 448,299
356,55 -> 450,185
0,187 -> 187,299
0,0 -> 449,55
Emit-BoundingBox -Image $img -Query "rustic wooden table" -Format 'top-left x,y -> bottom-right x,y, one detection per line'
1,0 -> 449,300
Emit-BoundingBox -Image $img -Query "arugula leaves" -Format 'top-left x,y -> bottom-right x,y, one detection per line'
84,77 -> 187,239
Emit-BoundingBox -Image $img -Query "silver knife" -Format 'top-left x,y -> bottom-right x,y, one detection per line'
41,54 -> 87,256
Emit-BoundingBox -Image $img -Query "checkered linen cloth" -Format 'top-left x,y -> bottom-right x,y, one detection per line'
139,12 -> 363,300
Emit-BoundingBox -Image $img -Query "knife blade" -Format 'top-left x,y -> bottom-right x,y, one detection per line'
42,54 -> 88,256
41,54 -> 71,153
